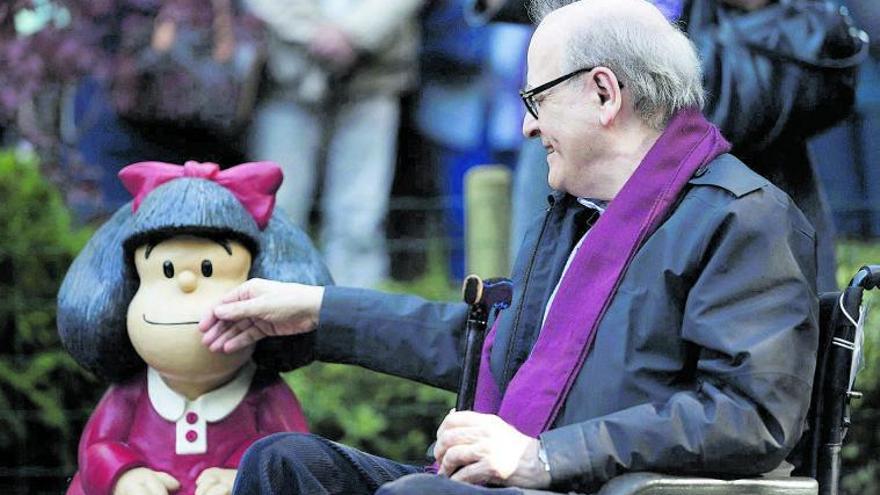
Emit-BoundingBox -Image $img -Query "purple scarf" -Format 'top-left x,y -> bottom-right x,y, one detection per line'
473,109 -> 731,437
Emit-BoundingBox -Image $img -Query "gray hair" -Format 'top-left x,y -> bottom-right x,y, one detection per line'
529,0 -> 705,129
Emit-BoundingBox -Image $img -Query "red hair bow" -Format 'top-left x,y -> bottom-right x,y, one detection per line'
118,161 -> 283,230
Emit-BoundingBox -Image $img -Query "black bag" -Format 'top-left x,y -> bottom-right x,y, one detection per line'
109,0 -> 266,138
686,0 -> 870,152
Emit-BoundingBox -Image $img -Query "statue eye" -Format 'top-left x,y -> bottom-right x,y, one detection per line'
201,260 -> 213,277
163,261 -> 174,278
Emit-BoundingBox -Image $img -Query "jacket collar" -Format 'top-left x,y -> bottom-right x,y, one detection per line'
147,362 -> 256,423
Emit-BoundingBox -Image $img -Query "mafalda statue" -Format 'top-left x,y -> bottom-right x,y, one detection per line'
58,161 -> 331,495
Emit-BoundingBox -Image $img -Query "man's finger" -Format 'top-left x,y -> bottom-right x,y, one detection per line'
219,279 -> 261,304
253,318 -> 278,337
435,408 -> 458,437
201,320 -> 230,347
438,444 -> 480,477
208,319 -> 250,352
223,326 -> 264,353
214,297 -> 264,322
450,460 -> 492,485
444,410 -> 491,428
198,310 -> 219,332
434,426 -> 484,463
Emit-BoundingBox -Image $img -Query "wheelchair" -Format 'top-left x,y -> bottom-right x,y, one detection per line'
591,266 -> 877,495
461,266 -> 879,495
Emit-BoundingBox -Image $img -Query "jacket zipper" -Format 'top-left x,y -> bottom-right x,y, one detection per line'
502,197 -> 556,385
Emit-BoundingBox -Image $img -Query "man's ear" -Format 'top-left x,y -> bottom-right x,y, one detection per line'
592,68 -> 622,126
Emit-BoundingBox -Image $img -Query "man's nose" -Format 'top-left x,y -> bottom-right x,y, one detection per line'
522,112 -> 540,138
178,270 -> 198,293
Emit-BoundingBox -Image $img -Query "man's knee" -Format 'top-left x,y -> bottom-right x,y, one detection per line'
248,431 -> 326,455
377,474 -> 444,495
237,432 -> 329,489
243,432 -> 333,468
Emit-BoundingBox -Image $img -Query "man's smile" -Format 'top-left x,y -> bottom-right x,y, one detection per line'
142,314 -> 199,326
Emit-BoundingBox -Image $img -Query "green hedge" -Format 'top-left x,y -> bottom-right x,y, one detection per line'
0,150 -> 97,484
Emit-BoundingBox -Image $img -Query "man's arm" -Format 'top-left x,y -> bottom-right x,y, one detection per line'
200,280 -> 470,391
539,190 -> 819,491
316,287 -> 469,391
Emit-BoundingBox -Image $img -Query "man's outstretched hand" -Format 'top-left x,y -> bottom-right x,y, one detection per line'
199,278 -> 325,353
434,410 -> 551,489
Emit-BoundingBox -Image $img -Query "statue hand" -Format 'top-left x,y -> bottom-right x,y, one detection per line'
196,467 -> 237,495
113,467 -> 180,495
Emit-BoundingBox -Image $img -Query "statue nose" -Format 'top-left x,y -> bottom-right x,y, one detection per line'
178,270 -> 198,293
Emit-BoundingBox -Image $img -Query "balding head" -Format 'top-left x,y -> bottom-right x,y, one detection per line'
537,0 -> 669,28
530,0 -> 704,129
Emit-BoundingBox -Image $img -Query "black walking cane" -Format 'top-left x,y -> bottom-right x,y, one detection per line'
427,275 -> 514,464
456,275 -> 513,411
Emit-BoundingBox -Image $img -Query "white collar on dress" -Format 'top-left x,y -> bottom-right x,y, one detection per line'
147,362 -> 256,423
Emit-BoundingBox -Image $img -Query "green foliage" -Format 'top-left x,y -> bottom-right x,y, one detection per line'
837,241 -> 880,494
0,150 -> 97,476
285,364 -> 454,463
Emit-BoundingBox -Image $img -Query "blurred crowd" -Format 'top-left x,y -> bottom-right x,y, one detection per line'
2,0 -> 879,289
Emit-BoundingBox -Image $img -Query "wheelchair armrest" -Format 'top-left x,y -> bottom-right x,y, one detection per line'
595,473 -> 817,495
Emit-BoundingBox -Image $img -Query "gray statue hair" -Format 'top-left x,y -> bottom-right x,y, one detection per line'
529,0 -> 705,129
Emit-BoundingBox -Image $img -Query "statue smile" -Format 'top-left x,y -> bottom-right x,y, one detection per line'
142,314 -> 199,326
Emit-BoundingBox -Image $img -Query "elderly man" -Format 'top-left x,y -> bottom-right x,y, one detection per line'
200,1 -> 818,493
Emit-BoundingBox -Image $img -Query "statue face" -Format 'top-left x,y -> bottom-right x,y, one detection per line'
128,235 -> 253,385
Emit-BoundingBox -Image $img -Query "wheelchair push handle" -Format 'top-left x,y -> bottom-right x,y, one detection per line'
456,275 -> 513,412
849,264 -> 880,289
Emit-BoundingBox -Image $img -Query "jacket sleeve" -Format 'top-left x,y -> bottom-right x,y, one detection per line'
315,287 -> 469,391
79,384 -> 148,495
539,190 -> 819,491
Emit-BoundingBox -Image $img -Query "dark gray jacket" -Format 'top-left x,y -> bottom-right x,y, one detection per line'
315,155 -> 819,492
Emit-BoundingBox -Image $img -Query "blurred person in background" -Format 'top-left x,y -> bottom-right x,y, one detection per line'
68,0 -> 256,222
808,0 -> 880,239
475,0 -> 866,292
245,0 -> 425,288
415,0 -> 532,279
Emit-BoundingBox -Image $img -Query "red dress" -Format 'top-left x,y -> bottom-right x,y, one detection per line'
66,365 -> 308,495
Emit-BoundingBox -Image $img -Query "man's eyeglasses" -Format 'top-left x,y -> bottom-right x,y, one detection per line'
519,66 -> 624,119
